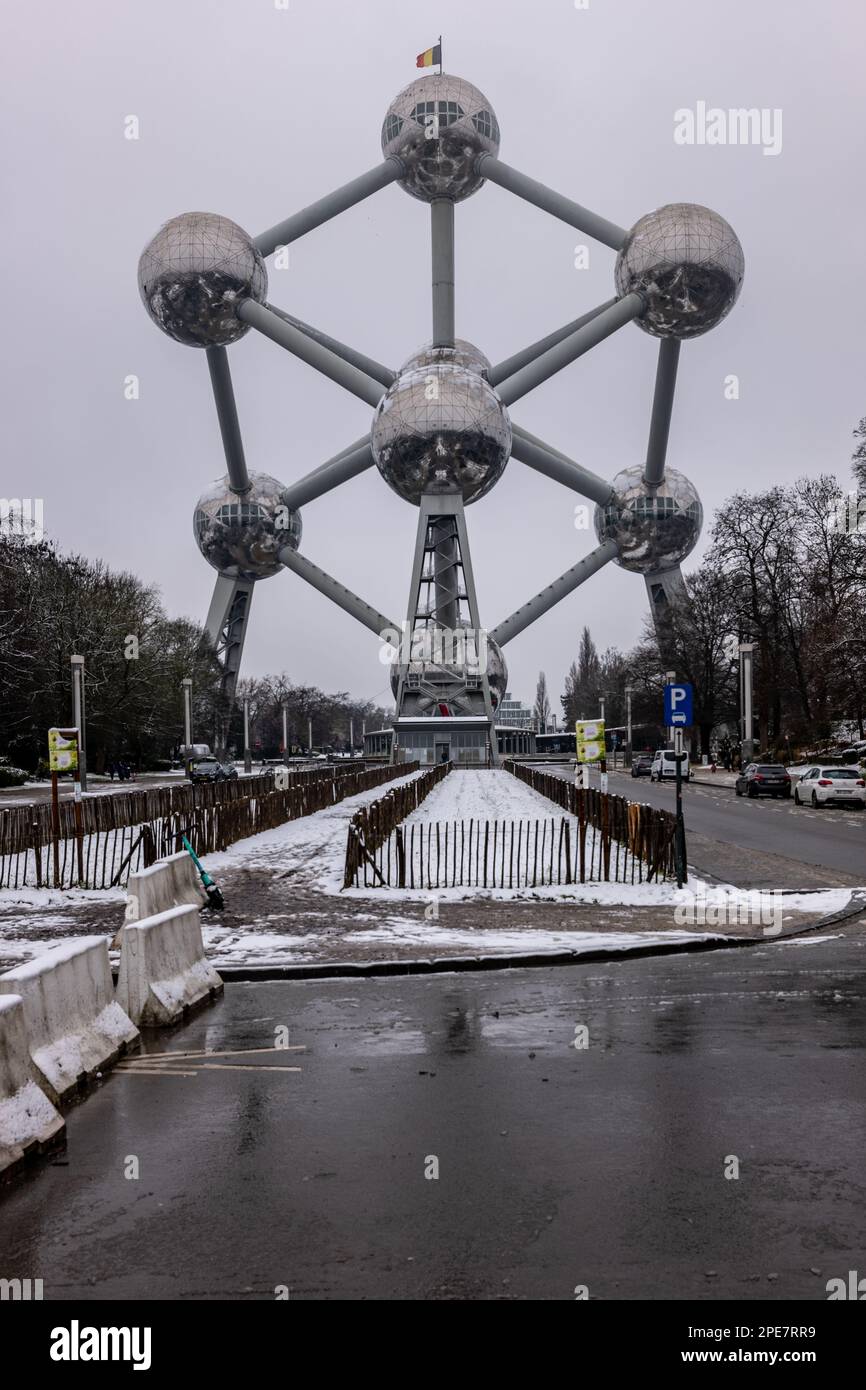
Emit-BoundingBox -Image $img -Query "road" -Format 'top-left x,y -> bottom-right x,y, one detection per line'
547,765 -> 865,887
4,932 -> 865,1300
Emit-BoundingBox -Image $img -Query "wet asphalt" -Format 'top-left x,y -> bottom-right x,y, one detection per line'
3,932 -> 865,1301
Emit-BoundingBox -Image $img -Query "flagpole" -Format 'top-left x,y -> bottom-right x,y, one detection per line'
439,35 -> 443,74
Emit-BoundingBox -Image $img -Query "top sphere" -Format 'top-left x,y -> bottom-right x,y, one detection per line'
402,338 -> 493,377
138,212 -> 267,348
615,204 -> 744,339
381,74 -> 500,202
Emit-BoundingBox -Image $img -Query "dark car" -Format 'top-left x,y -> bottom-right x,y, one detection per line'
188,757 -> 237,784
735,763 -> 791,799
630,753 -> 653,778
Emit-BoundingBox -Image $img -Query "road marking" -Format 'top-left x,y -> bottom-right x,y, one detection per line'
199,1063 -> 302,1073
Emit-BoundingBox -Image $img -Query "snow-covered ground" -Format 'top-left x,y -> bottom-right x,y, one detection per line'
0,768 -> 858,969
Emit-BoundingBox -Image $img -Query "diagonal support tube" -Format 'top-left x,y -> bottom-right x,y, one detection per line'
279,546 -> 397,639
254,159 -> 403,257
496,293 -> 644,406
267,306 -> 395,387
478,156 -> 628,250
490,540 -> 617,647
280,442 -> 374,512
206,347 -> 250,494
644,338 -> 681,486
237,300 -> 384,407
489,300 -> 617,386
510,425 -> 614,507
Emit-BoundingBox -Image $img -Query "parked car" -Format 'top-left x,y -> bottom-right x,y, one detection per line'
794,766 -> 866,808
735,764 -> 792,799
650,749 -> 690,782
630,752 -> 653,778
188,757 -> 237,784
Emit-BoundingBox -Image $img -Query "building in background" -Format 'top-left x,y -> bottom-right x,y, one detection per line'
498,692 -> 535,730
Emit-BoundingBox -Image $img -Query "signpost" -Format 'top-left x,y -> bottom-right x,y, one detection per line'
575,718 -> 606,791
662,683 -> 691,888
48,727 -> 81,887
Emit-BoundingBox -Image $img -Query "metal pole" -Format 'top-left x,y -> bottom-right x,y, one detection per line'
490,540 -> 617,647
279,545 -> 399,638
509,426 -> 614,506
665,668 -> 676,746
282,702 -> 289,764
644,338 -> 681,487
265,306 -> 395,387
254,158 -> 403,257
625,685 -> 633,767
599,696 -> 605,723
236,300 -> 385,407
70,655 -> 87,792
243,696 -> 251,775
206,347 -> 250,494
349,717 -> 354,756
740,643 -> 755,763
496,293 -> 644,406
181,678 -> 193,755
307,717 -> 313,756
279,442 -> 375,513
476,156 -> 628,250
489,301 -> 618,386
674,727 -> 687,887
431,198 -> 455,346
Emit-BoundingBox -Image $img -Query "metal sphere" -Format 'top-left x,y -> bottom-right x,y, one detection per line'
193,472 -> 301,581
615,204 -> 744,339
594,465 -> 702,573
389,629 -> 507,709
138,212 -> 267,347
381,74 -> 500,202
371,350 -> 511,506
402,338 -> 493,377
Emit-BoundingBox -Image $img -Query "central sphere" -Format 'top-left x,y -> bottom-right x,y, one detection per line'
615,204 -> 744,339
594,465 -> 702,573
381,74 -> 500,202
193,472 -> 301,581
389,628 -> 507,710
371,345 -> 511,505
138,212 -> 266,348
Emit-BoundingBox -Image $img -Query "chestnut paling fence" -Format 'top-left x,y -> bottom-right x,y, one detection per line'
343,761 -> 679,889
0,762 -> 419,891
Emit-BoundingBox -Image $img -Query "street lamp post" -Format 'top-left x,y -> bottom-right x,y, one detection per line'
624,684 -> 633,767
243,696 -> 252,774
70,654 -> 87,792
281,701 -> 289,765
739,643 -> 755,764
181,678 -> 193,756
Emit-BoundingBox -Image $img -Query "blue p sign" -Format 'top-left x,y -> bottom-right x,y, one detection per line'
664,682 -> 693,727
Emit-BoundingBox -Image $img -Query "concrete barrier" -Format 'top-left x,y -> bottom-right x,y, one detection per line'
116,904 -> 223,1027
0,994 -> 65,1177
0,938 -> 140,1105
124,850 -> 207,924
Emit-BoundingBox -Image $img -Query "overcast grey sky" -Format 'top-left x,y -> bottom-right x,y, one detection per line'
3,0 -> 865,716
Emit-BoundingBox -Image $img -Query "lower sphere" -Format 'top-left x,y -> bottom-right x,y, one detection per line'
193,472 -> 301,581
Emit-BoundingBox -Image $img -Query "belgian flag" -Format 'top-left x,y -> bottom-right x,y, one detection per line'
416,43 -> 442,68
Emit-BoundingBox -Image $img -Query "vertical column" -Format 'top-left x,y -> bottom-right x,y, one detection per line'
431,199 -> 455,347
181,679 -> 193,754
740,643 -> 755,763
70,655 -> 87,792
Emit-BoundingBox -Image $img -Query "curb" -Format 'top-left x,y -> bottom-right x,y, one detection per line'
212,895 -> 866,982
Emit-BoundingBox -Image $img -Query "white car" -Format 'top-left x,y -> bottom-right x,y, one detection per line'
650,749 -> 690,782
794,766 -> 866,808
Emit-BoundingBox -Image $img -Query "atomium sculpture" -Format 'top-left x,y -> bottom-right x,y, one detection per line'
139,70 -> 744,765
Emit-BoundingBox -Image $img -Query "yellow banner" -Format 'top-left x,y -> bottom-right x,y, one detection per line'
575,718 -> 605,762
48,727 -> 79,774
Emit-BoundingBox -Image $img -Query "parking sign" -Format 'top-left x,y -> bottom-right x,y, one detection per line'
663,683 -> 693,727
